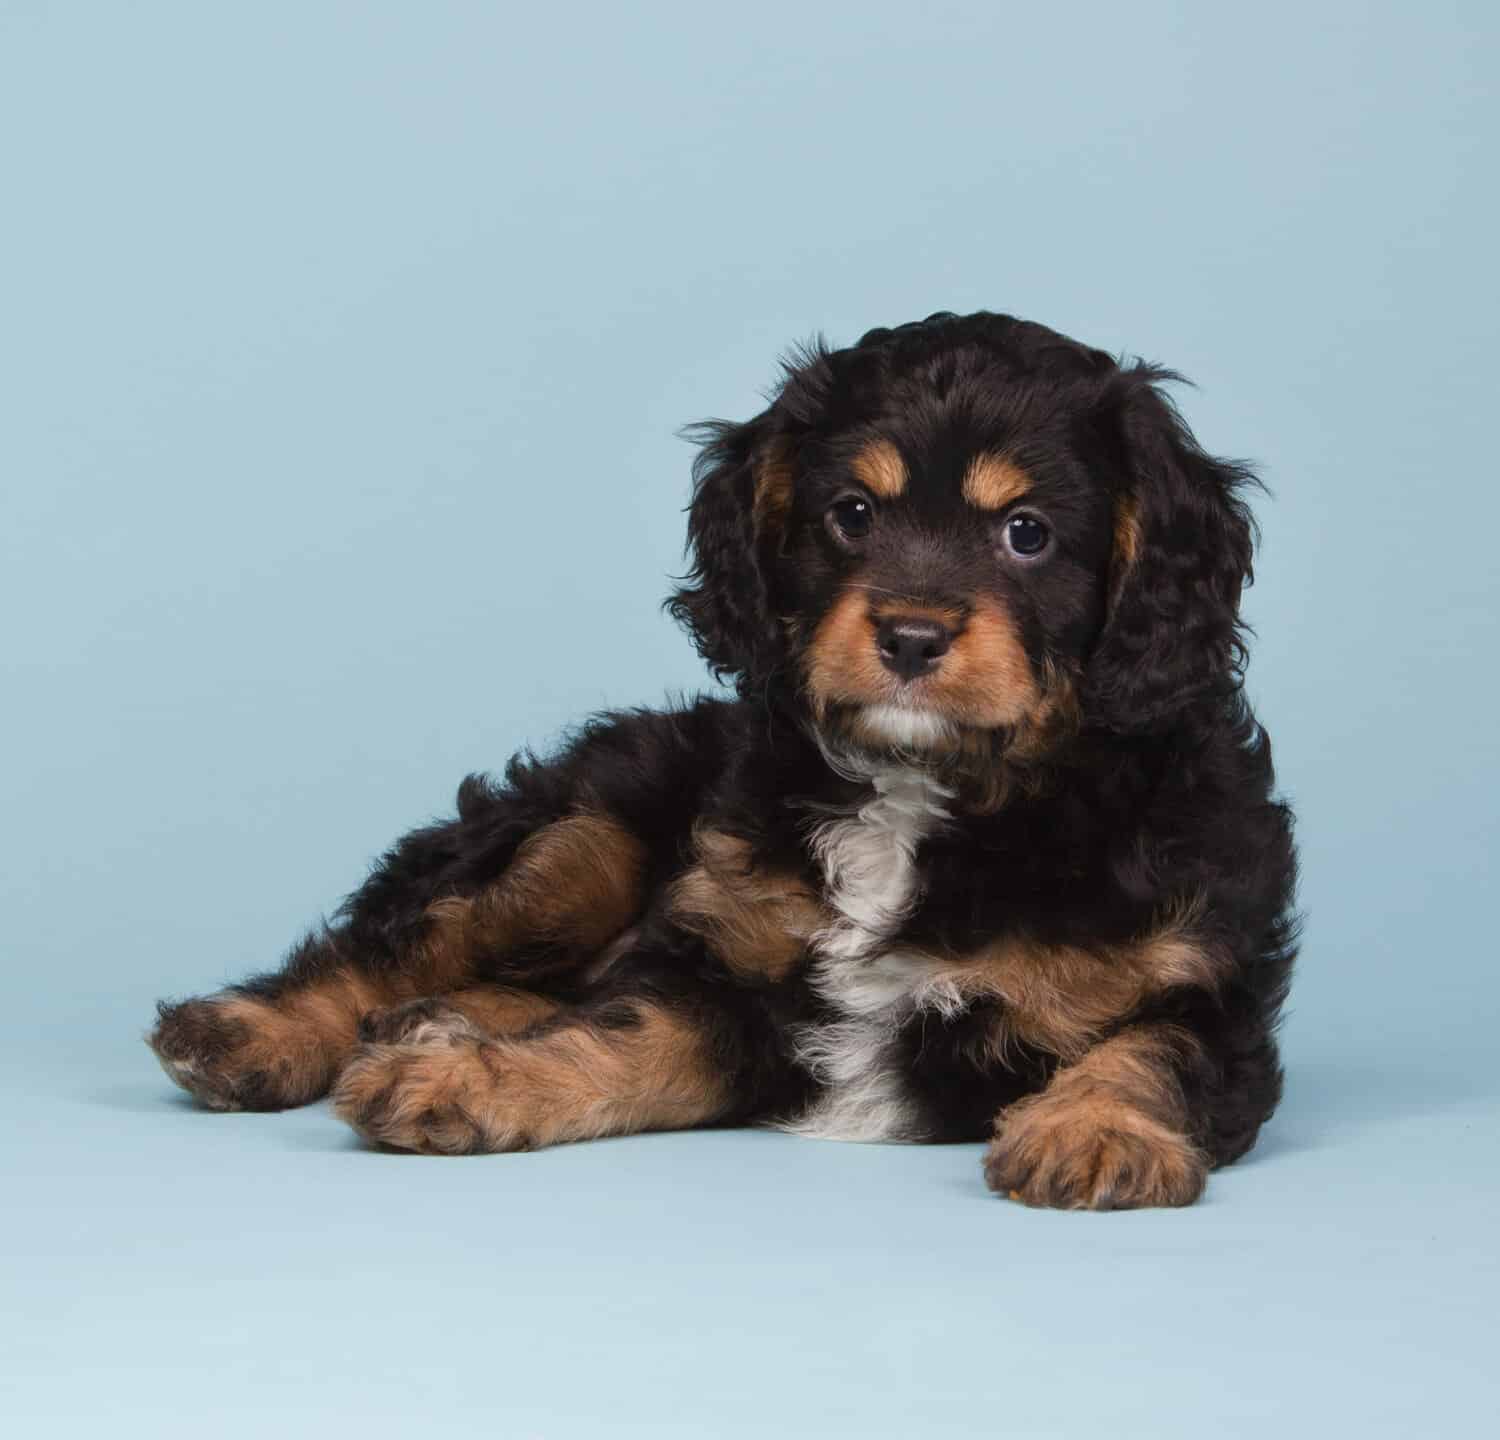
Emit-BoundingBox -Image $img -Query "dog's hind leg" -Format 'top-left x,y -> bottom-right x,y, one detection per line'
333,991 -> 737,1155
148,929 -> 409,1112
355,986 -> 564,1048
148,806 -> 650,1111
148,705 -> 728,1112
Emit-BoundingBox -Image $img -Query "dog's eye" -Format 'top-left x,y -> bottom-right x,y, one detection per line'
1003,514 -> 1050,558
827,496 -> 874,544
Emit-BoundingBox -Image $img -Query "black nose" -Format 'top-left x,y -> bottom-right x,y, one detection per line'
875,616 -> 953,681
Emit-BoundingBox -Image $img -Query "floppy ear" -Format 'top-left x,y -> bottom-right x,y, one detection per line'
666,412 -> 795,694
1084,366 -> 1258,733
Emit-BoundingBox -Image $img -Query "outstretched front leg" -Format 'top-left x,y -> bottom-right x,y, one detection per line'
959,913 -> 1286,1209
332,988 -> 747,1155
984,1024 -> 1211,1210
982,978 -> 1284,1210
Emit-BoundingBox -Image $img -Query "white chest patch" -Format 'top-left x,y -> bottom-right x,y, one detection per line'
778,766 -> 965,1142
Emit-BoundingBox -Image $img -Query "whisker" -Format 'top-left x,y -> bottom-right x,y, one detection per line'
845,583 -> 920,603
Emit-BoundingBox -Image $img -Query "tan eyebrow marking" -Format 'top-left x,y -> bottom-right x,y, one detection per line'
850,440 -> 908,499
962,454 -> 1032,511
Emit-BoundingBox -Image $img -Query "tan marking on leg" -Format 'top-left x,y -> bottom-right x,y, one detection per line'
667,829 -> 824,982
150,967 -> 387,1111
1135,912 -> 1227,988
961,454 -> 1031,511
439,986 -> 562,1033
941,902 -> 1224,1061
333,1002 -> 729,1154
850,439 -> 908,499
357,986 -> 563,1047
984,1025 -> 1208,1209
956,937 -> 1150,1062
421,812 -> 647,976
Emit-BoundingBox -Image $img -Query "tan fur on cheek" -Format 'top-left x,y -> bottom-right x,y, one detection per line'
925,598 -> 1038,727
667,829 -> 825,981
333,1003 -> 729,1154
803,588 -> 892,714
421,812 -> 647,976
984,1025 -> 1208,1210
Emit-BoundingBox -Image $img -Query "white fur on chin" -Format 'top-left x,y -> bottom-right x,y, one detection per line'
856,703 -> 956,750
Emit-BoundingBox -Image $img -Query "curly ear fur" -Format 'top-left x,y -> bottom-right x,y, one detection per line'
668,342 -> 836,693
667,413 -> 790,694
1084,365 -> 1259,733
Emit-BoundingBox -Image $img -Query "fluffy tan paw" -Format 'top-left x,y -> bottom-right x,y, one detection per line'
984,1094 -> 1208,1210
148,995 -> 331,1111
332,1040 -> 521,1155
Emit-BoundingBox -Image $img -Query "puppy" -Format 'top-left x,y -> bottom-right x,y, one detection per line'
149,311 -> 1298,1209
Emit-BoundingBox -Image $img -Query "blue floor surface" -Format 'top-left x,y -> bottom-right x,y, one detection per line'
7,1016 -> 1496,1438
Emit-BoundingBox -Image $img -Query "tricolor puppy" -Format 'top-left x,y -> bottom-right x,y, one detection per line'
149,312 -> 1298,1209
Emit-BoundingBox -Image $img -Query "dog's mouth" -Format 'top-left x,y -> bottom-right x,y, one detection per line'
806,667 -> 1081,791
800,590 -> 1044,745
848,700 -> 959,751
809,696 -> 974,760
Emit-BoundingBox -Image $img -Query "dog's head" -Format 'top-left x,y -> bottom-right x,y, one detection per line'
669,313 -> 1256,782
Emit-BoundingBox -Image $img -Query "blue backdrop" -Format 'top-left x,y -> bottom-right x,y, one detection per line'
3,3 -> 1496,1435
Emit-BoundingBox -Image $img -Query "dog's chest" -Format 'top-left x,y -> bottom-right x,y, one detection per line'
780,769 -> 963,1142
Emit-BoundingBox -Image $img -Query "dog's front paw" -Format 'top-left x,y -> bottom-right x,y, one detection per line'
984,1094 -> 1207,1210
332,1040 -> 523,1155
357,998 -> 484,1047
